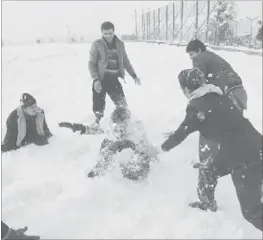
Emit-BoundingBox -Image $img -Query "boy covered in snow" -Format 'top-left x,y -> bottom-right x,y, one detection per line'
160,68 -> 262,232
185,39 -> 248,209
87,107 -> 158,180
1,93 -> 52,152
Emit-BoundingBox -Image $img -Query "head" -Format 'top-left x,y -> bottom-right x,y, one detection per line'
110,106 -> 131,140
20,93 -> 38,116
178,68 -> 207,99
186,39 -> 206,60
101,21 -> 115,43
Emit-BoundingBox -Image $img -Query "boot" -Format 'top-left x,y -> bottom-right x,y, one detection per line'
189,200 -> 217,212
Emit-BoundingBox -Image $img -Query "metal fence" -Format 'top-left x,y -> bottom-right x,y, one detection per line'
136,0 -> 261,47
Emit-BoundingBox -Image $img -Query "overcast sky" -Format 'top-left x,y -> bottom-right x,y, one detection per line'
2,1 -> 262,42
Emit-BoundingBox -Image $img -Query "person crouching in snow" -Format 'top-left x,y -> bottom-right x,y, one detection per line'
1,93 -> 52,152
87,106 -> 158,180
160,68 -> 262,232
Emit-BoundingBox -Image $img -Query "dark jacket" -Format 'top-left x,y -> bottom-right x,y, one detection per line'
161,91 -> 262,177
2,109 -> 52,152
193,50 -> 243,92
88,36 -> 137,82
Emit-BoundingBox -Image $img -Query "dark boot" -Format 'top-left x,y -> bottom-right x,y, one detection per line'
189,200 -> 217,212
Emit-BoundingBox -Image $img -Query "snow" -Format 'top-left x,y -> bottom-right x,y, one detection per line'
1,42 -> 262,239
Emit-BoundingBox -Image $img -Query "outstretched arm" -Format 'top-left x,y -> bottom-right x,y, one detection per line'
161,105 -> 204,151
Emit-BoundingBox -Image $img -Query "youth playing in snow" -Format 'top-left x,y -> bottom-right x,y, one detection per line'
185,39 -> 248,211
160,68 -> 262,232
88,21 -> 141,126
87,107 -> 158,180
1,93 -> 52,152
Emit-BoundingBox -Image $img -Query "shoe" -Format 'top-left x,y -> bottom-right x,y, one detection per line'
189,200 -> 217,212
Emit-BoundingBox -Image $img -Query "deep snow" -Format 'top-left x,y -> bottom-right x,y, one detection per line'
1,42 -> 262,239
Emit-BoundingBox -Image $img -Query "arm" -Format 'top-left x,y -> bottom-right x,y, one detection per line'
161,105 -> 204,151
88,42 -> 100,81
2,112 -> 18,152
193,54 -> 207,77
123,43 -> 137,79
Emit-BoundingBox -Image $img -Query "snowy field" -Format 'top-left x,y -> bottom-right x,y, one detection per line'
1,42 -> 262,239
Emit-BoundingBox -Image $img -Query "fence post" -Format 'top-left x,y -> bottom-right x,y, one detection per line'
180,0 -> 184,40
206,0 -> 210,42
173,2 -> 175,40
166,5 -> 169,40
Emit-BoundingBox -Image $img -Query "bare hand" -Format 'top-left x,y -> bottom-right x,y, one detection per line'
94,80 -> 102,93
134,77 -> 141,86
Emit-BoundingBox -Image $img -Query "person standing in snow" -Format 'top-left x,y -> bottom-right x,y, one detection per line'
185,39 -> 248,210
160,68 -> 262,231
1,93 -> 52,152
88,21 -> 141,126
87,106 -> 158,180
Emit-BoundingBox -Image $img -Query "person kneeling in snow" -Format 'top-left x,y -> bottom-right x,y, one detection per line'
1,93 -> 52,152
87,107 -> 158,180
160,68 -> 262,232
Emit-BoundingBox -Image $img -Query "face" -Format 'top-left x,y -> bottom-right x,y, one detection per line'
188,51 -> 199,60
102,28 -> 114,43
110,122 -> 128,141
22,103 -> 38,116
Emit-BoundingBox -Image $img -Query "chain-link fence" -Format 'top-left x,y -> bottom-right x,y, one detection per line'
136,1 -> 262,48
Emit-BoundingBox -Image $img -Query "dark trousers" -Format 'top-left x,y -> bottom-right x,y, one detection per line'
92,75 -> 127,121
231,162 -> 262,231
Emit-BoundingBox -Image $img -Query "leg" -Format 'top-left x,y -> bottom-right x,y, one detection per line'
92,81 -> 107,123
105,75 -> 127,108
192,134 -> 219,211
231,162 -> 262,232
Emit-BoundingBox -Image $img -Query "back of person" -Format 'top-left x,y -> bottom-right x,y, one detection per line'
194,50 -> 242,90
190,93 -> 262,172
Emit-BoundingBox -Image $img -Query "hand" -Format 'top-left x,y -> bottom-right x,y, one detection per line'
134,76 -> 141,86
94,80 -> 102,93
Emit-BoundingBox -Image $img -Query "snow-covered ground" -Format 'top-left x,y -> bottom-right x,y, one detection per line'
1,42 -> 262,239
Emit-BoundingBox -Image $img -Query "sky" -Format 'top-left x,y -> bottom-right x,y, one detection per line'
2,1 -> 263,42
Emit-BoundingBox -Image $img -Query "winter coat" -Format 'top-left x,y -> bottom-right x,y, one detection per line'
193,50 -> 243,93
88,36 -> 137,82
161,84 -> 262,177
2,107 -> 52,152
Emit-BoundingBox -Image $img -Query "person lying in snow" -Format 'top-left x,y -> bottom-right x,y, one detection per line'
1,93 -> 52,152
87,106 -> 159,180
1,221 -> 40,240
160,68 -> 262,232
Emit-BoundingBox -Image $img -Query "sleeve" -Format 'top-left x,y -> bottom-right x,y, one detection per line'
193,55 -> 207,77
123,43 -> 137,79
88,42 -> 100,81
2,112 -> 18,152
42,111 -> 52,138
1,221 -> 10,239
161,105 -> 204,151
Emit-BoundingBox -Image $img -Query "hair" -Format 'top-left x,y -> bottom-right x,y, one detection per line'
101,21 -> 115,31
111,107 -> 131,124
178,68 -> 206,92
186,39 -> 206,53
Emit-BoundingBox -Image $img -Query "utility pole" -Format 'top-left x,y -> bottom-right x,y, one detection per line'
135,9 -> 138,39
246,16 -> 259,46
66,25 -> 71,43
206,0 -> 210,43
180,0 -> 184,40
172,2 -> 175,40
195,0 -> 199,38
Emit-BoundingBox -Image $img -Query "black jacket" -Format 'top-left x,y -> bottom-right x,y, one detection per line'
193,50 -> 243,91
2,109 -> 52,152
161,92 -> 262,176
